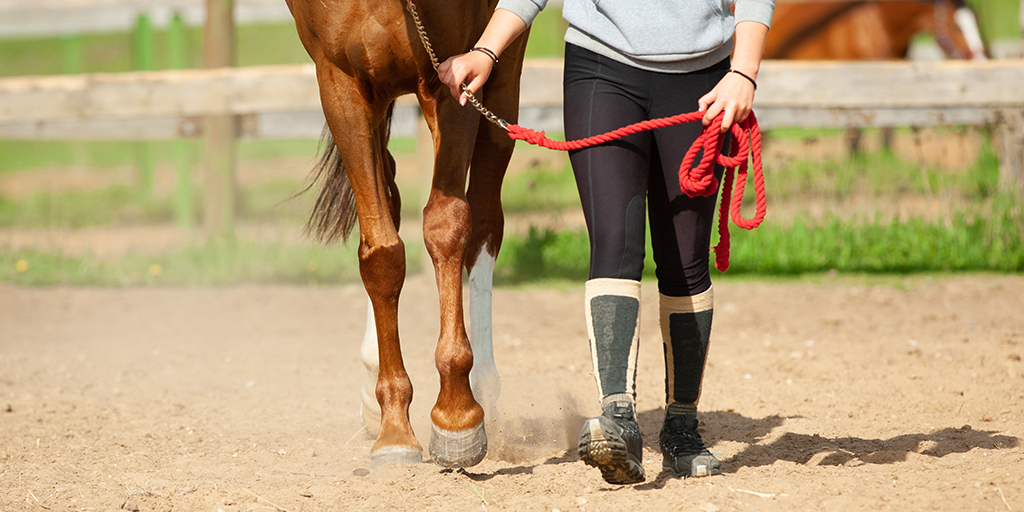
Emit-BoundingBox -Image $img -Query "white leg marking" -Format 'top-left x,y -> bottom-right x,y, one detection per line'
468,248 -> 500,424
359,295 -> 381,438
954,7 -> 988,60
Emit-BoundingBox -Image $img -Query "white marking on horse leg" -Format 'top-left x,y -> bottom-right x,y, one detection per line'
359,295 -> 381,438
468,247 -> 501,431
954,7 -> 988,60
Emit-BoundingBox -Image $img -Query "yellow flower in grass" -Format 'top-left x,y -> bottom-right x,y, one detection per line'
15,259 -> 28,272
308,262 -> 320,273
148,264 -> 162,276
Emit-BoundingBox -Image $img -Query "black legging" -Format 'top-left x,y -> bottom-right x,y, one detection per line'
563,43 -> 729,297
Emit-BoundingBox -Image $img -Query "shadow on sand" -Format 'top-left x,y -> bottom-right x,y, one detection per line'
455,408 -> 1018,489
632,408 -> 1019,490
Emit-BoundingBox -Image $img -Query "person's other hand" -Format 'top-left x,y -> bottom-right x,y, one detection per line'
698,71 -> 755,133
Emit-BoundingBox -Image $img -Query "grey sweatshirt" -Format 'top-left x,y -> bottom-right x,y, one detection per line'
496,0 -> 774,73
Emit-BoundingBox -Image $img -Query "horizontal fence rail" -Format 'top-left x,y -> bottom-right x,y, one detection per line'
1,59 -> 1022,192
2,60 -> 1023,136
0,0 -> 292,38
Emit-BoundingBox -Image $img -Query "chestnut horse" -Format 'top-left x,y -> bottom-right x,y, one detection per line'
765,0 -> 987,60
286,0 -> 528,467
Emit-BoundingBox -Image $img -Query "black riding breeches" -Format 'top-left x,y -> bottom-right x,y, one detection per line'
562,43 -> 730,297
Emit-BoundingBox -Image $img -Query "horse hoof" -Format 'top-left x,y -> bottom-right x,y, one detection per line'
429,422 -> 487,468
370,446 -> 423,467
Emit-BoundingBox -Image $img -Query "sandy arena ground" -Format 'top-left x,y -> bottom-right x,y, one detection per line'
1,274 -> 1023,511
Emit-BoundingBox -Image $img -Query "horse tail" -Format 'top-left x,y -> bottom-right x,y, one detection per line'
305,101 -> 396,244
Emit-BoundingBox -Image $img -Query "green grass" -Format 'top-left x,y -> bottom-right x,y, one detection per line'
0,138 -> 415,177
724,200 -> 1024,274
5,199 -> 1021,286
500,162 -> 579,213
767,140 -> 1001,201
524,9 -> 567,58
967,0 -> 1024,42
0,186 -> 175,228
0,139 -> 316,176
0,22 -> 310,77
493,196 -> 1024,284
0,11 -> 566,78
0,238 -> 430,286
0,176 -> 322,229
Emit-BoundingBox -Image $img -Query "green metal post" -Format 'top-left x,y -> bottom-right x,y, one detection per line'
133,14 -> 157,200
60,34 -> 84,75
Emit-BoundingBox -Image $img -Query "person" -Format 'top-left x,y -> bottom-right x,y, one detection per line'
439,0 -> 773,484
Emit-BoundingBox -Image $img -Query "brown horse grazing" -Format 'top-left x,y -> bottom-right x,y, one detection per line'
285,0 -> 529,467
765,0 -> 987,60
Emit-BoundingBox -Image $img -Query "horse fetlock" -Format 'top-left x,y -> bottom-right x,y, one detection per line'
374,374 -> 414,410
429,421 -> 487,468
435,339 -> 474,376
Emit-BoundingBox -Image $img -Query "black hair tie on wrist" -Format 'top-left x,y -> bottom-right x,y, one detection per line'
469,47 -> 498,68
729,69 -> 757,90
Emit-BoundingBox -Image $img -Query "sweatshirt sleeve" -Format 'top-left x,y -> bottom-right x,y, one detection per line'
495,0 -> 547,26
734,0 -> 774,28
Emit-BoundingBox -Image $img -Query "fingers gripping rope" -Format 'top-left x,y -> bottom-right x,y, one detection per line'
506,111 -> 767,272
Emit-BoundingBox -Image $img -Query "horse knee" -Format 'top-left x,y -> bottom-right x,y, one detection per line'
423,196 -> 470,264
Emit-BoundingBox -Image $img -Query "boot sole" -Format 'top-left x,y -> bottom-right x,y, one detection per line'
661,454 -> 722,478
578,418 -> 645,485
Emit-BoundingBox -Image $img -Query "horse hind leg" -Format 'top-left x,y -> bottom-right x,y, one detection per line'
315,68 -> 420,466
359,109 -> 401,440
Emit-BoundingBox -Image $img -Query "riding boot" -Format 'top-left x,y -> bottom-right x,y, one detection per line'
659,286 -> 720,477
584,278 -> 642,400
578,278 -> 644,483
660,286 -> 713,406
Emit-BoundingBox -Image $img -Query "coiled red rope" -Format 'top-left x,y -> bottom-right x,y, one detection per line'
505,110 -> 766,272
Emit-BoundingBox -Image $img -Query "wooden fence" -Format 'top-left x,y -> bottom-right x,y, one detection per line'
4,59 -> 1024,130
1,59 -> 1023,213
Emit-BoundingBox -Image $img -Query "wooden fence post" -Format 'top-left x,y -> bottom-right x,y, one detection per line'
167,12 -> 196,229
202,0 -> 236,240
133,14 -> 156,199
996,109 -> 1024,196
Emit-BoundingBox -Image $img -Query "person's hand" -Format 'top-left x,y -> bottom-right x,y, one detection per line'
698,71 -> 756,133
438,50 -> 495,106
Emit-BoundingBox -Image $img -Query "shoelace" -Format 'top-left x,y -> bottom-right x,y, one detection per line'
661,416 -> 710,456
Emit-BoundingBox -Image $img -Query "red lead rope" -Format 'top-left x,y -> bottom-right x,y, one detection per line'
505,110 -> 766,272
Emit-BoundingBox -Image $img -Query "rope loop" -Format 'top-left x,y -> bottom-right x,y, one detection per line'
507,110 -> 767,272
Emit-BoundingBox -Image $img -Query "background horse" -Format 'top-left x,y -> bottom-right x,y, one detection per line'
765,0 -> 987,60
286,0 -> 529,467
764,0 -> 988,152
